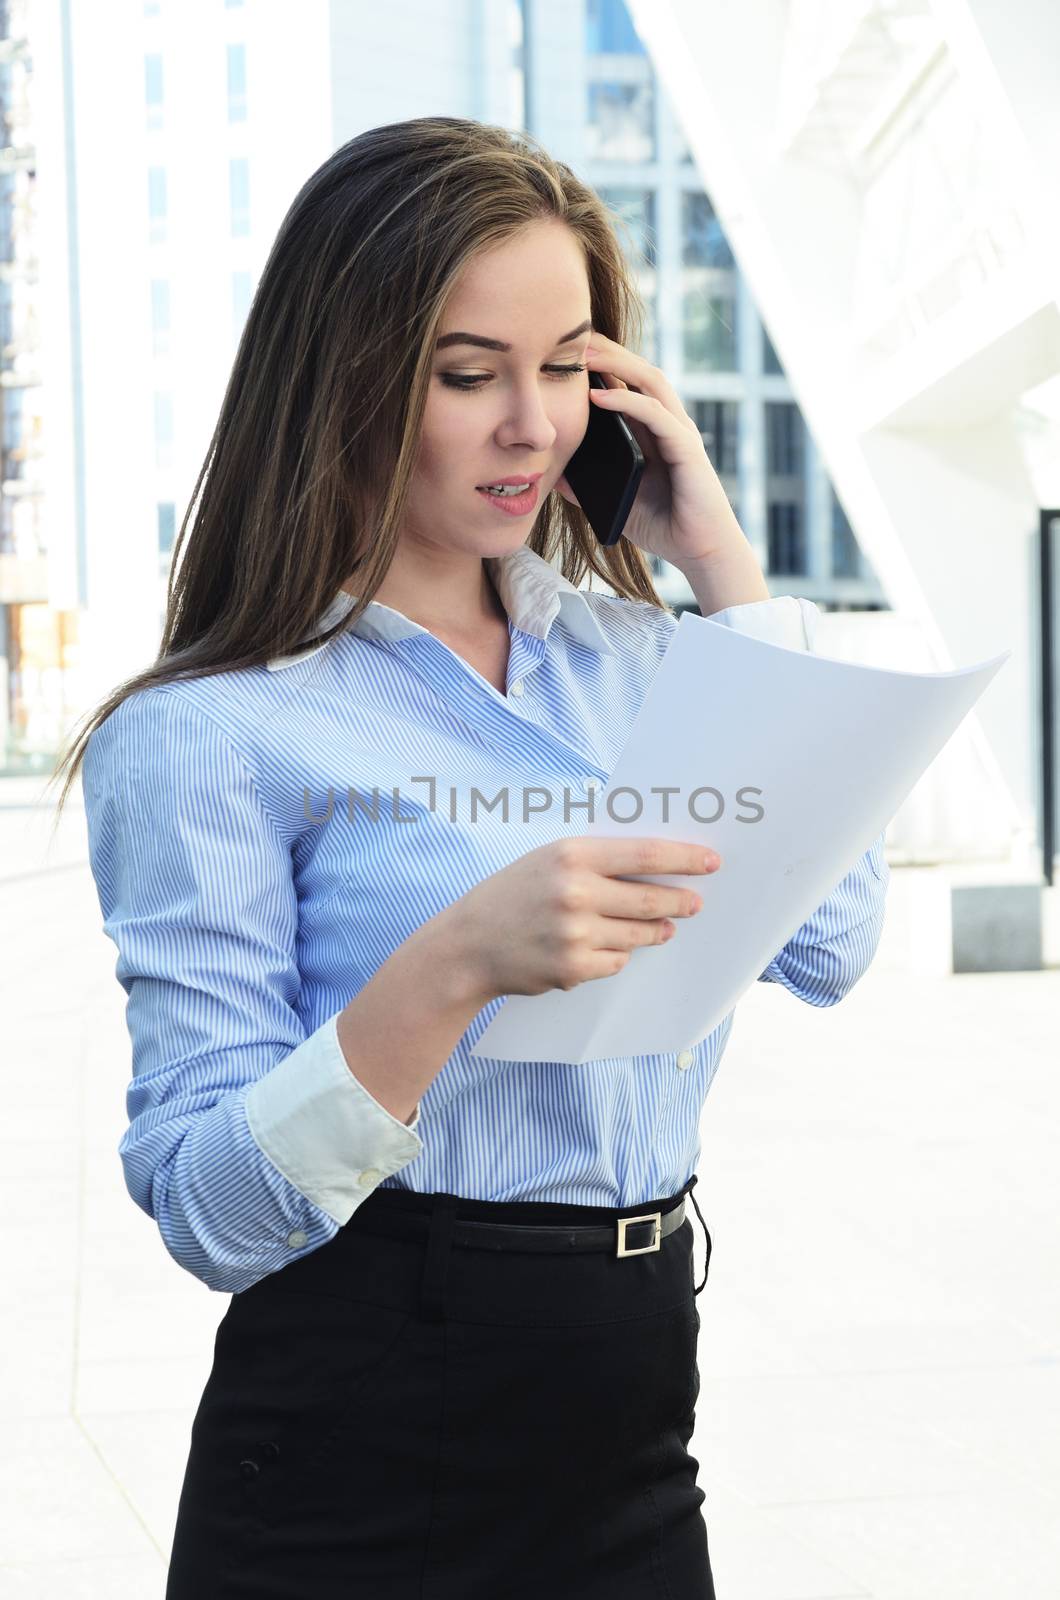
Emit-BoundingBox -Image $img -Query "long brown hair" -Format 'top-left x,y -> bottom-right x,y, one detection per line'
47,115 -> 671,822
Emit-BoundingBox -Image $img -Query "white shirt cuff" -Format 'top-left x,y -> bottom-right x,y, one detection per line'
244,1012 -> 423,1225
706,594 -> 819,651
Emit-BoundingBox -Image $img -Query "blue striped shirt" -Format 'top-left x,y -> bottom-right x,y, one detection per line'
82,544 -> 888,1294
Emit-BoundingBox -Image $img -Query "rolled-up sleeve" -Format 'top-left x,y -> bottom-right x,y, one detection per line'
704,594 -> 890,1005
82,686 -> 423,1295
757,832 -> 889,1005
705,592 -> 820,651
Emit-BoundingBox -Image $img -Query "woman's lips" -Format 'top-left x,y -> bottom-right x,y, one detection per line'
474,482 -> 540,515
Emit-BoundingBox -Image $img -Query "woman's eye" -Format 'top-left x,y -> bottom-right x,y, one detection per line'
440,364 -> 586,391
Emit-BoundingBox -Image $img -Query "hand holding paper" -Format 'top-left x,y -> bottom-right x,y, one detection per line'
470,611 -> 1009,1065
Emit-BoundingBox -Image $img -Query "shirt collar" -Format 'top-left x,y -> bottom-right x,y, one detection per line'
265,543 -> 616,670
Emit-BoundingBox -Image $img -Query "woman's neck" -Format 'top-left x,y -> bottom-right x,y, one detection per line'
343,556 -> 508,636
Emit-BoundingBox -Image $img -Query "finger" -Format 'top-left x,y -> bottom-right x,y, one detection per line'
590,377 -> 664,469
579,836 -> 721,875
586,342 -> 697,432
592,874 -> 707,921
589,386 -> 700,463
589,913 -> 678,953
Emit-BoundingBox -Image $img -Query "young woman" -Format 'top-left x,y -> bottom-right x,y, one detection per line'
53,116 -> 888,1599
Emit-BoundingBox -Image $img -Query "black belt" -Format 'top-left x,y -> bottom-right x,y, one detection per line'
355,1198 -> 688,1259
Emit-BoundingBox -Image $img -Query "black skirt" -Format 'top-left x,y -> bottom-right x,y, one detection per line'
165,1175 -> 716,1599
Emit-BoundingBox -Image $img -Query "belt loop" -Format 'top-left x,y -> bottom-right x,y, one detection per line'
418,1193 -> 460,1323
684,1174 -> 713,1296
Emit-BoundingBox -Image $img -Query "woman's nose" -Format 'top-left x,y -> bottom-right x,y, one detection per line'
495,384 -> 560,449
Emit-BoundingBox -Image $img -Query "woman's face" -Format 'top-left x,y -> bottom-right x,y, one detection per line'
409,218 -> 593,558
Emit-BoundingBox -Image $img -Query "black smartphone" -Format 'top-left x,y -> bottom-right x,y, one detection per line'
562,371 -> 645,547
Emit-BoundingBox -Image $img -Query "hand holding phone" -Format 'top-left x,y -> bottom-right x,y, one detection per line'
558,372 -> 645,548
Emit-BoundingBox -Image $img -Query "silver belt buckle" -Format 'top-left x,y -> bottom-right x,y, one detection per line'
616,1210 -> 662,1257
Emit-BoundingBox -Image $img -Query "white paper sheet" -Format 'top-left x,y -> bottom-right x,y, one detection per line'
470,610 -> 1009,1065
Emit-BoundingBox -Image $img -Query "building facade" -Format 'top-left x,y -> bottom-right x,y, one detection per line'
22,0 -> 884,782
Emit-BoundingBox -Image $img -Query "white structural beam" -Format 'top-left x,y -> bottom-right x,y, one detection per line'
627,0 -> 1060,866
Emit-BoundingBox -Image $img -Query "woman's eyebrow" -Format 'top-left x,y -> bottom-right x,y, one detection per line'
435,319 -> 592,353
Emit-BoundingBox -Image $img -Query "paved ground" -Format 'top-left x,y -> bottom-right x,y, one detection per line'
1,774 -> 1058,1598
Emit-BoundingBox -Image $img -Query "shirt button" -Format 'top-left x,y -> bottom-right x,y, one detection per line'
286,1228 -> 308,1248
677,1049 -> 695,1070
509,681 -> 525,697
357,1168 -> 384,1186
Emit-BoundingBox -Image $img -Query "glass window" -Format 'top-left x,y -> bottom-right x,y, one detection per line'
507,0 -> 526,130
596,187 -> 656,268
232,270 -> 252,342
148,166 -> 167,243
673,120 -> 696,165
682,191 -> 734,268
831,489 -> 861,578
765,401 -> 804,477
229,157 -> 250,237
587,81 -> 655,163
768,502 -> 805,575
145,54 -> 163,129
3,385 -> 22,446
0,173 -> 14,261
227,43 -> 247,122
157,502 -> 176,556
689,399 -> 740,476
682,289 -> 737,372
594,187 -> 658,358
681,192 -> 737,371
637,290 -> 659,364
585,0 -> 645,55
762,323 -> 782,374
0,283 -> 13,351
150,278 -> 170,356
154,392 -> 174,469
